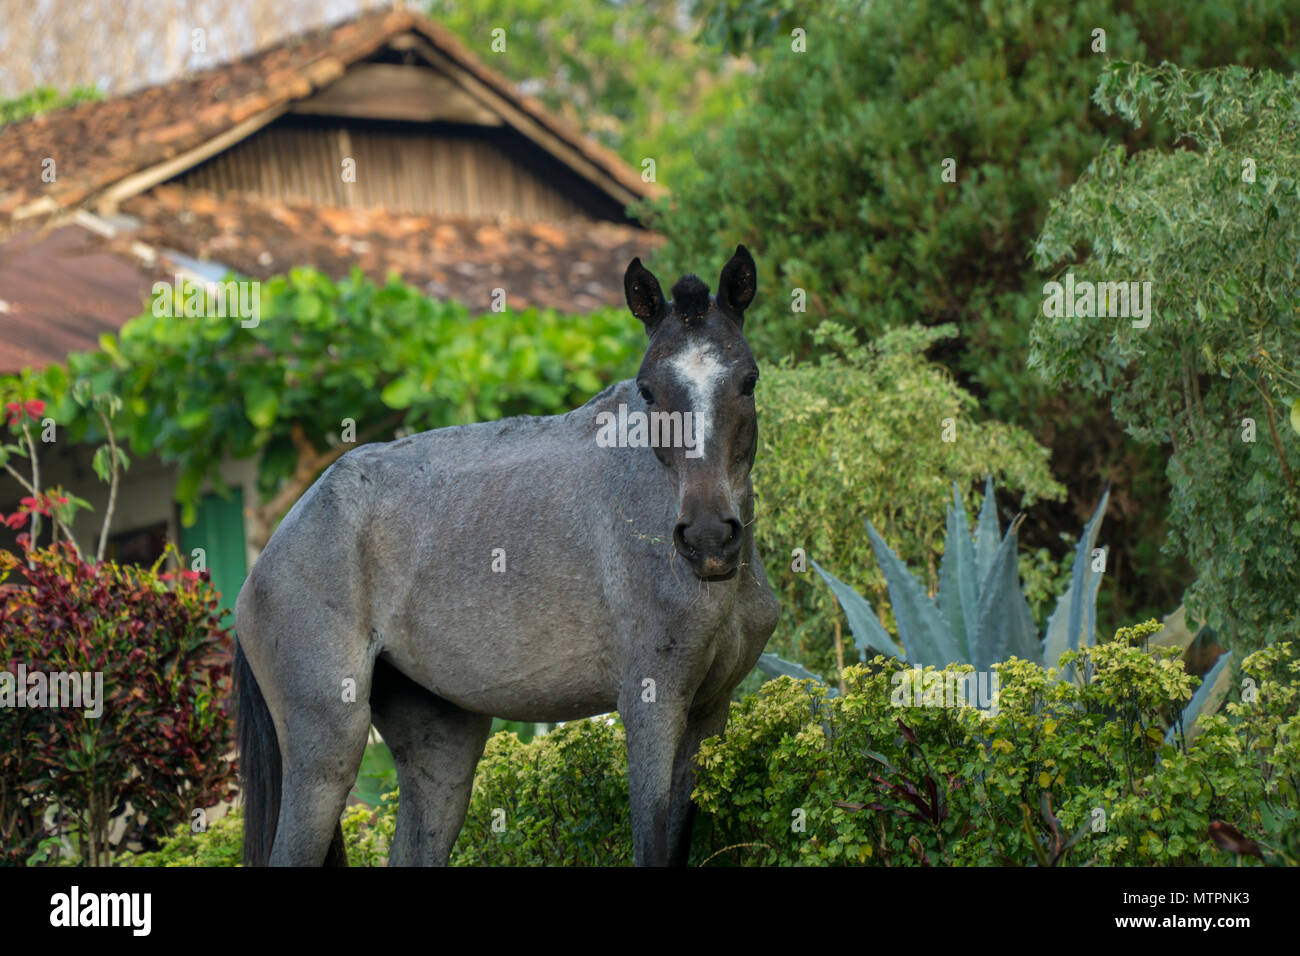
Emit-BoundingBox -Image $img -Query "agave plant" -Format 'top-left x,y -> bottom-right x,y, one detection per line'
755,476 -> 1233,738
807,476 -> 1109,676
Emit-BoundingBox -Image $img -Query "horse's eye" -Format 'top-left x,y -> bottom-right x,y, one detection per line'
639,385 -> 655,404
740,373 -> 758,397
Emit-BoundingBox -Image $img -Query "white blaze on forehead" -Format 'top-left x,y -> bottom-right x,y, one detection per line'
669,342 -> 727,459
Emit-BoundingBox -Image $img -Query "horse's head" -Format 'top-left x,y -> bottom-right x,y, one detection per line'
623,245 -> 760,581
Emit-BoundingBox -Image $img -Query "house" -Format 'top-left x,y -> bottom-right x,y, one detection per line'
0,7 -> 663,619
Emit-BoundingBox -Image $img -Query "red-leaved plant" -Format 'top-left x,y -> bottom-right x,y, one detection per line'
0,538 -> 236,866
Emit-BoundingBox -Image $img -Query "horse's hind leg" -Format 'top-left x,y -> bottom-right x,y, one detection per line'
259,627 -> 376,867
370,658 -> 492,866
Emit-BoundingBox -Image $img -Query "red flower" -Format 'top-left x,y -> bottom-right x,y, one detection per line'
6,399 -> 47,426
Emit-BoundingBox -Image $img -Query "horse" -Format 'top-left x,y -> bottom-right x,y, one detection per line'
233,245 -> 781,866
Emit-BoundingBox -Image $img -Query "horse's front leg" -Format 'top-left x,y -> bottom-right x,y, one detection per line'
665,698 -> 731,866
619,667 -> 695,867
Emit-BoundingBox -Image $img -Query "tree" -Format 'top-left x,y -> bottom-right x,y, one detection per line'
1031,61 -> 1300,650
426,0 -> 753,182
24,269 -> 641,551
631,0 -> 1300,631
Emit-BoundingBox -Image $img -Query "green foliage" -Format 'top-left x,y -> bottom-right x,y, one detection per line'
2,544 -> 236,867
704,639 -> 1296,865
342,792 -> 399,868
809,476 -> 1109,674
350,738 -> 397,808
108,637 -> 1300,867
1031,62 -> 1300,651
638,0 -> 1300,637
119,810 -> 243,867
637,0 -> 1300,374
425,0 -> 750,184
451,717 -> 633,866
20,268 -> 641,527
0,85 -> 100,125
752,321 -> 1063,678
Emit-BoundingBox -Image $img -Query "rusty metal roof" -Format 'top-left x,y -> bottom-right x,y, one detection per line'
0,221 -> 165,373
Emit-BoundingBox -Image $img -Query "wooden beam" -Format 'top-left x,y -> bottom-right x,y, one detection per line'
291,63 -> 502,125
403,35 -> 640,208
95,103 -> 290,215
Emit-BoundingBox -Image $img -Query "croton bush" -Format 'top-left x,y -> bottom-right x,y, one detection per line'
0,540 -> 236,866
132,627 -> 1298,866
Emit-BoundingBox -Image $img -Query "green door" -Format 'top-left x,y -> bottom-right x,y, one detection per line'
181,488 -> 248,628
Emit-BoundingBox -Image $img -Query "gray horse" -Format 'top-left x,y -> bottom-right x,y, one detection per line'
234,245 -> 780,866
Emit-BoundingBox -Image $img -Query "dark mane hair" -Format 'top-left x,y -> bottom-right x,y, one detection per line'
670,274 -> 711,319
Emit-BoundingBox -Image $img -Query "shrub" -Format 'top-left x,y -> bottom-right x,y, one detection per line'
1,543 -> 236,866
704,639 -> 1297,865
119,809 -> 243,867
451,716 -> 633,866
112,636 -> 1299,867
752,321 -> 1063,678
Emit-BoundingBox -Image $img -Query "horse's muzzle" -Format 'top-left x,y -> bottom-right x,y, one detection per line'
674,514 -> 743,579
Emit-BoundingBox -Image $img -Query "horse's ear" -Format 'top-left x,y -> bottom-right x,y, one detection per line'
624,257 -> 666,333
717,244 -> 756,324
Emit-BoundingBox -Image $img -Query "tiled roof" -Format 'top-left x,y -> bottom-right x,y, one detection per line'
0,7 -> 661,236
120,186 -> 662,315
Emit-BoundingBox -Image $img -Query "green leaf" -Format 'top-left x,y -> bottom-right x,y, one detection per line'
866,520 -> 962,668
972,475 -> 1000,595
293,293 -> 322,322
175,406 -> 210,430
244,384 -> 278,430
970,518 -> 1041,670
810,558 -> 904,661
380,374 -> 422,410
1291,398 -> 1300,435
937,483 -> 978,661
92,444 -> 112,483
1043,486 -> 1110,675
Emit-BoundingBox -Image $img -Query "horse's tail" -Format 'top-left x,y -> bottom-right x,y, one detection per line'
235,640 -> 280,867
235,640 -> 348,866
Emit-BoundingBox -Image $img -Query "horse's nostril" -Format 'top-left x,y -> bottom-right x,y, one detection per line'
676,516 -> 742,560
673,522 -> 693,554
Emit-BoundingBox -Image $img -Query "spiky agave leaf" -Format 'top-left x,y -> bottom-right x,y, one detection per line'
936,483 -> 979,663
810,558 -> 904,661
1164,650 -> 1233,747
866,520 -> 963,668
969,515 -> 1041,670
972,475 -> 1000,592
1043,485 -> 1111,678
1146,604 -> 1199,654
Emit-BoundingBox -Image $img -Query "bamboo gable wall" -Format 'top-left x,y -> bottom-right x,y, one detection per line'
170,116 -> 630,223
